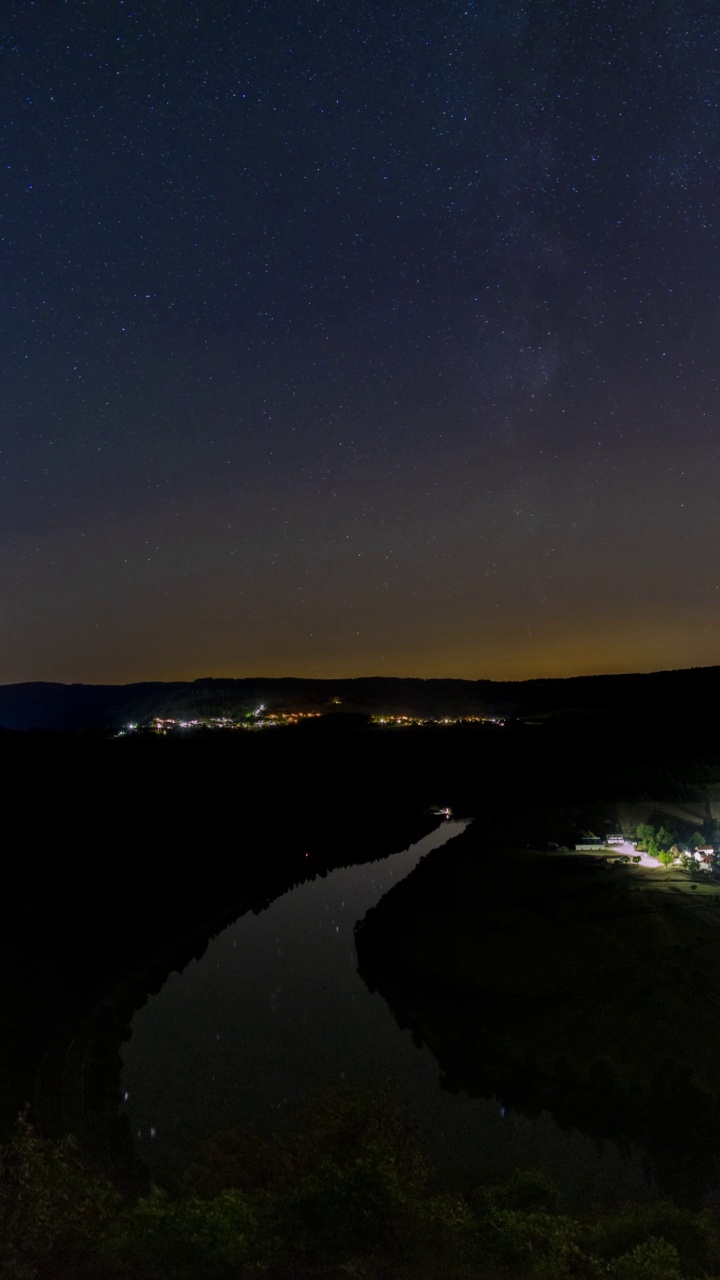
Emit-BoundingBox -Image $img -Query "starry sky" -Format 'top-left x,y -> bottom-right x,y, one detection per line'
3,0 -> 720,683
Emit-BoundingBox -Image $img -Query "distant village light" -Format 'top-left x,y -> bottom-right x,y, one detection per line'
117,708 -> 505,737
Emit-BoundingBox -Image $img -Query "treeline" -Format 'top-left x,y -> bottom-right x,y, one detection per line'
2,1091 -> 720,1279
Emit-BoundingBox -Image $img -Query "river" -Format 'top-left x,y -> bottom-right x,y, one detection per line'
121,819 -> 654,1208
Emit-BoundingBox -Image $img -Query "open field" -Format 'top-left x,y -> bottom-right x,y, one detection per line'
378,843 -> 720,1079
409,850 -> 720,1071
356,827 -> 720,1202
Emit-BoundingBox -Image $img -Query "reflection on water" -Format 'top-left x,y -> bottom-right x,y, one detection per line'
122,820 -> 654,1207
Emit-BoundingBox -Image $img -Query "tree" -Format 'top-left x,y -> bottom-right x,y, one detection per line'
608,1236 -> 683,1279
0,1113 -> 117,1279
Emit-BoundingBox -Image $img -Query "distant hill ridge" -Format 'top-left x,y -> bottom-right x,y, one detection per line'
0,666 -> 719,731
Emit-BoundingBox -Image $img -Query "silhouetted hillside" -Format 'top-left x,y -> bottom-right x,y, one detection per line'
2,664 -> 720,730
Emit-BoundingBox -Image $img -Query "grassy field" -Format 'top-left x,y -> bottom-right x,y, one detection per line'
356,828 -> 720,1202
402,847 -> 720,1080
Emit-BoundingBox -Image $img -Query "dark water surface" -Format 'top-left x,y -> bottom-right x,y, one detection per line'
121,821 -> 654,1208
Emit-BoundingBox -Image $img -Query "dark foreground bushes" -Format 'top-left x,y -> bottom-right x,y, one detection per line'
2,1095 -> 720,1279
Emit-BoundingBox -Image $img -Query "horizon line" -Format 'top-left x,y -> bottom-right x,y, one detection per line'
1,662 -> 718,690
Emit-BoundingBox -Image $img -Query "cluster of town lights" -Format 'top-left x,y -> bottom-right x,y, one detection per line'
117,711 -> 505,736
118,710 -> 322,735
371,714 -> 505,727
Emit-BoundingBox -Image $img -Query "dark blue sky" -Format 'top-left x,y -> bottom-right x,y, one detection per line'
3,0 -> 719,681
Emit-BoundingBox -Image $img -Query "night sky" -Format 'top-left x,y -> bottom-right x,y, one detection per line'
4,0 -> 720,683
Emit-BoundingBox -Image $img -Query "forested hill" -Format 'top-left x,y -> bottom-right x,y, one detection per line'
0,665 -> 719,731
